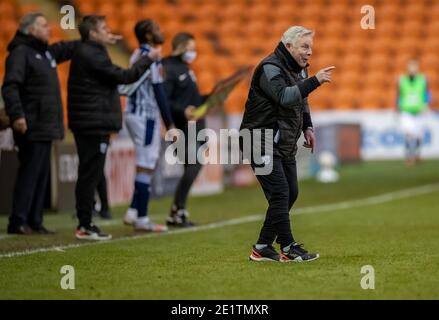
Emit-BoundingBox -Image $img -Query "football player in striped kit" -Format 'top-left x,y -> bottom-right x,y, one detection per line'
123,19 -> 174,232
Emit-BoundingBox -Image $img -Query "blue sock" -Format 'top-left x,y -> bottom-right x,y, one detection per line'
135,173 -> 152,218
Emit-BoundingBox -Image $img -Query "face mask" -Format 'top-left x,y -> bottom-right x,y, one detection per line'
182,50 -> 197,64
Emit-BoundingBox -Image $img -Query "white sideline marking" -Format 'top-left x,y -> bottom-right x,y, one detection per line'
1,183 -> 438,259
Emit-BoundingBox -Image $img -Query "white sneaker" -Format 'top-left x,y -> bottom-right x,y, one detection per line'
124,208 -> 138,226
75,224 -> 112,241
134,219 -> 168,233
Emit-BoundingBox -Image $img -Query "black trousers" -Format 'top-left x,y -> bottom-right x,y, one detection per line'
95,173 -> 109,212
173,162 -> 202,210
173,139 -> 204,210
252,156 -> 298,248
74,134 -> 109,227
9,134 -> 51,229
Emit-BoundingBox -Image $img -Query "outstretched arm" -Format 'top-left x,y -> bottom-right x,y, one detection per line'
49,40 -> 80,63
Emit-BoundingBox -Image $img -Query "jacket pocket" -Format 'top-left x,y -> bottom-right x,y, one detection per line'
24,100 -> 39,130
38,96 -> 59,123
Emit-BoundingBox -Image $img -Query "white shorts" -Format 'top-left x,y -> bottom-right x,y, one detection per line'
125,113 -> 161,170
400,112 -> 424,139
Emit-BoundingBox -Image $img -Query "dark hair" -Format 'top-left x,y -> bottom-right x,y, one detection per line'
134,19 -> 154,44
172,32 -> 195,51
78,15 -> 105,41
19,12 -> 45,34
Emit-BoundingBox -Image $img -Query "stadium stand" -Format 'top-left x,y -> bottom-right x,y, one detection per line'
1,0 -> 438,113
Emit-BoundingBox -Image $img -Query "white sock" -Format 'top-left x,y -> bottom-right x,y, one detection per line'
136,216 -> 150,226
126,208 -> 137,220
282,243 -> 294,253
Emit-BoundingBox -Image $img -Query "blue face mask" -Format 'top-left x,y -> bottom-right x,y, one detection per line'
182,50 -> 197,64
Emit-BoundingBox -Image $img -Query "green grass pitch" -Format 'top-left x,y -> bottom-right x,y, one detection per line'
0,160 -> 438,299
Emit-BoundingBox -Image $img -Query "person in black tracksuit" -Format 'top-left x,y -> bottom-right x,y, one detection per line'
2,13 -> 79,235
162,32 -> 206,227
67,15 -> 161,240
241,26 -> 335,262
93,174 -> 111,219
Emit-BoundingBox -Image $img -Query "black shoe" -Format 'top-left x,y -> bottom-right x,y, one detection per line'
166,208 -> 195,228
30,226 -> 56,235
92,208 -> 100,218
249,245 -> 280,262
7,224 -> 33,235
75,224 -> 112,241
280,243 -> 319,262
98,210 -> 112,220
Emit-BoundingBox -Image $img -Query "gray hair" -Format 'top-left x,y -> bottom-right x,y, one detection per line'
281,26 -> 314,47
19,12 -> 45,34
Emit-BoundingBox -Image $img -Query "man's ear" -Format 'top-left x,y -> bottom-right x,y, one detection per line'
89,29 -> 96,40
176,44 -> 187,55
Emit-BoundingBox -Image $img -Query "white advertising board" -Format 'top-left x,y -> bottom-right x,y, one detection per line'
313,110 -> 439,160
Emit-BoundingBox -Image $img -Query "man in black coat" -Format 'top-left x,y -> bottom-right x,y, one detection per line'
67,15 -> 160,240
241,26 -> 335,263
2,12 -> 79,235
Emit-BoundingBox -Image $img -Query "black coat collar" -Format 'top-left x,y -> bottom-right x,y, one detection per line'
83,39 -> 106,50
7,31 -> 48,53
274,42 -> 307,73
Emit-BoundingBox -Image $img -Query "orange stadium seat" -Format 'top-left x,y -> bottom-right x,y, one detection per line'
400,20 -> 423,38
2,19 -> 18,42
301,2 -> 325,21
426,19 -> 439,37
366,53 -> 393,72
402,3 -> 428,21
322,2 -> 351,22
365,70 -> 392,90
3,0 -> 434,114
76,1 -> 95,16
358,89 -> 386,110
217,20 -> 240,38
367,36 -> 397,56
97,2 -> 117,18
320,20 -> 347,39
120,3 -> 138,20
424,71 -> 439,92
314,38 -> 342,57
0,1 -> 16,18
376,20 -> 398,38
333,89 -> 359,110
217,3 -> 245,22
337,71 -> 362,91
18,3 -> 38,15
396,37 -> 422,56
420,54 -> 439,72
308,85 -> 335,110
340,37 -> 367,56
428,3 -> 439,20
244,20 -> 267,38
271,5 -> 297,24
376,3 -> 402,22
338,53 -> 364,72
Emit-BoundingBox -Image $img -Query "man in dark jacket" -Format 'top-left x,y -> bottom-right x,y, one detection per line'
162,32 -> 205,227
68,15 -> 160,240
241,26 -> 334,263
2,12 -> 79,235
